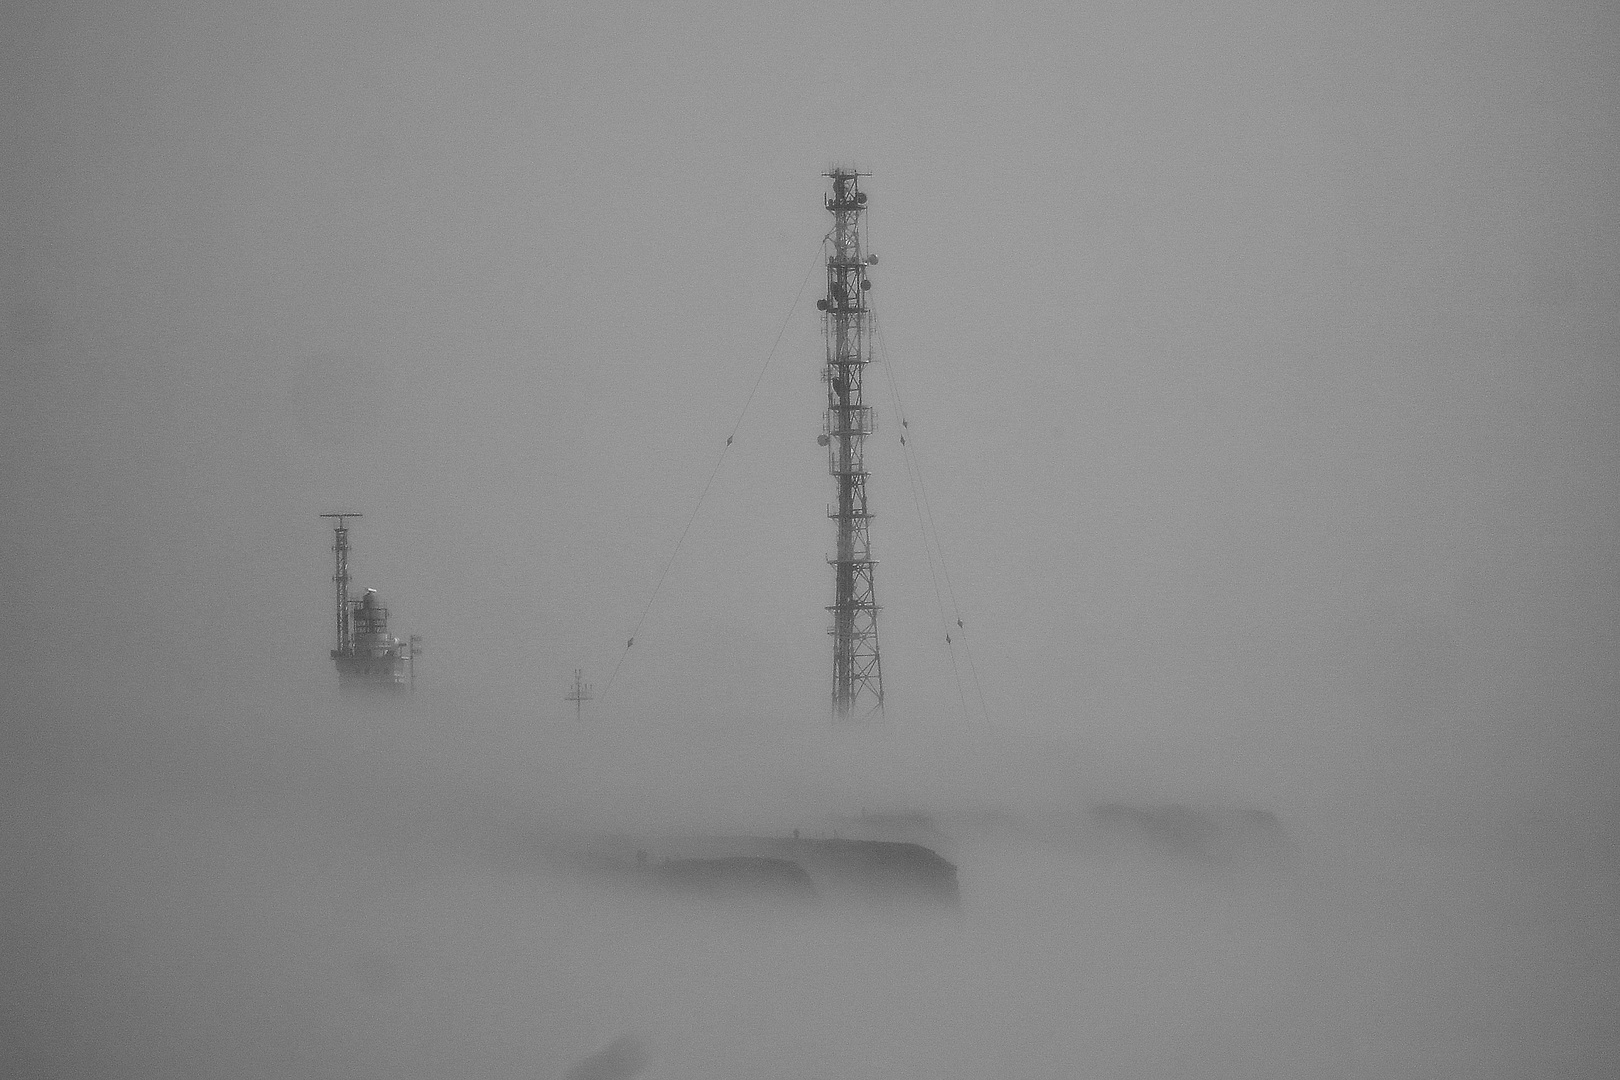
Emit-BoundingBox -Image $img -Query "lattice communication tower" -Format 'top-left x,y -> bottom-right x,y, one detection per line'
320,512 -> 361,657
817,169 -> 884,719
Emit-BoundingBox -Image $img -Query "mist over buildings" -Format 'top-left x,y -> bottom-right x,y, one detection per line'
4,0 -> 1617,1076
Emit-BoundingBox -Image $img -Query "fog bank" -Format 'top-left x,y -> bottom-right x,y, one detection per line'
4,680 -> 1615,1078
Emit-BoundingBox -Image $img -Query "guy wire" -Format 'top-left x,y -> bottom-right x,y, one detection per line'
595,245 -> 825,710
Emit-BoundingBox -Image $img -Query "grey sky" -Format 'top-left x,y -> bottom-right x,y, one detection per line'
4,0 -> 1616,812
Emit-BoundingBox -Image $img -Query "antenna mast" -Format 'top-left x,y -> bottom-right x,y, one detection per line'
818,169 -> 883,719
319,512 -> 362,657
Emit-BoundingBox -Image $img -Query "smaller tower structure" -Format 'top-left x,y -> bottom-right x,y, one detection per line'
320,512 -> 360,657
321,513 -> 411,690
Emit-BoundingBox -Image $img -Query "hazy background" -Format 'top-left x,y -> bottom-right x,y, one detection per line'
4,1 -> 1616,1077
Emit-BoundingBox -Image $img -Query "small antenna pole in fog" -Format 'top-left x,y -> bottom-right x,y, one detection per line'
564,668 -> 593,721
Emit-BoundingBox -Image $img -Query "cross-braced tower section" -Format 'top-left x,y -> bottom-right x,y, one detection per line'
320,512 -> 360,658
818,169 -> 883,719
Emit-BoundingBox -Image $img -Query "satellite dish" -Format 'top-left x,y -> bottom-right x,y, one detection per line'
855,192 -> 867,203
867,254 -> 878,265
817,434 -> 830,446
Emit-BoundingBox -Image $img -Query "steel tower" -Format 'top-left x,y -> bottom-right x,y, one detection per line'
320,512 -> 361,657
818,169 -> 883,718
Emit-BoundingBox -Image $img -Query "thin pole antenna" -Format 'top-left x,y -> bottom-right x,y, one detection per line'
564,668 -> 593,721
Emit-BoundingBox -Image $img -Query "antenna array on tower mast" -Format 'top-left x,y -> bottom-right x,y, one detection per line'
319,512 -> 362,658
818,169 -> 884,719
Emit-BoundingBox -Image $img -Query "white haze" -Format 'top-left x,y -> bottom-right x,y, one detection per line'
5,682 -> 1616,1078
4,0 -> 1617,1076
